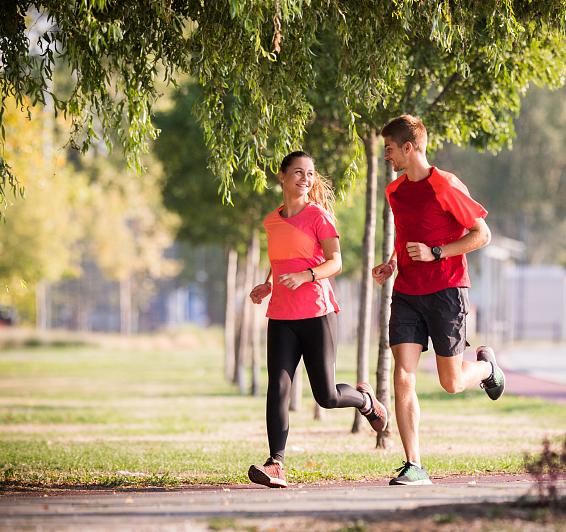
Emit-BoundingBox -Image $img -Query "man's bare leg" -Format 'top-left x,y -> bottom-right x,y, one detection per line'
436,353 -> 491,394
392,343 -> 423,466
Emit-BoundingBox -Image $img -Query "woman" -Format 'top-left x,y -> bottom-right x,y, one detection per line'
247,151 -> 388,488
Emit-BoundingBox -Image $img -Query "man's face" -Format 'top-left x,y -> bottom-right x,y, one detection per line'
383,137 -> 408,172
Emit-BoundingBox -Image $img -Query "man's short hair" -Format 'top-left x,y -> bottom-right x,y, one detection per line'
381,114 -> 427,152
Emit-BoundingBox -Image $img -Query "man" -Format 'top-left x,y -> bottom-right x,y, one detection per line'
373,115 -> 505,486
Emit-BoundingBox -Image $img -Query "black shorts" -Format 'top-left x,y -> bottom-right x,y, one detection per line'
389,287 -> 470,357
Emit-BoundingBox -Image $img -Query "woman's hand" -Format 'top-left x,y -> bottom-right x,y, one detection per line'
278,271 -> 311,290
249,282 -> 272,304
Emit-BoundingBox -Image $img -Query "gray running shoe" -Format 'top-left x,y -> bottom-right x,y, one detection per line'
248,458 -> 287,488
389,462 -> 432,485
477,346 -> 505,400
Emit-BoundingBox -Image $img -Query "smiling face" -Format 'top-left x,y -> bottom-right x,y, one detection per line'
279,156 -> 315,199
383,137 -> 409,172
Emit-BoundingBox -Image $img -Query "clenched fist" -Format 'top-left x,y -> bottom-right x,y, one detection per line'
372,260 -> 397,285
406,242 -> 435,262
249,282 -> 272,304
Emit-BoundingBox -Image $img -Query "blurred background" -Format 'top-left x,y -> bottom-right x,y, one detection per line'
1,81 -> 564,350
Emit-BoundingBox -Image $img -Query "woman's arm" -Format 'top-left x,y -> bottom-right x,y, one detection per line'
250,268 -> 273,304
278,237 -> 341,290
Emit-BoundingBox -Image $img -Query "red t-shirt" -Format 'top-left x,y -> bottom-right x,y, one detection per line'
386,166 -> 488,295
264,203 -> 341,320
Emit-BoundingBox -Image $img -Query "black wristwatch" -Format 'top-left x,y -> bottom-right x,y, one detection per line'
431,246 -> 443,261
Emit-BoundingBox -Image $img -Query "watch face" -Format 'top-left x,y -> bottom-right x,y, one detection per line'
432,246 -> 442,259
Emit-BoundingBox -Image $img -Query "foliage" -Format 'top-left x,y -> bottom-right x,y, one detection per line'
0,92 -> 179,322
2,2 -> 565,208
0,99 -> 85,319
83,154 -> 180,283
154,82 -> 278,252
523,436 -> 566,507
1,1 -> 190,205
435,86 -> 566,264
189,1 -> 566,198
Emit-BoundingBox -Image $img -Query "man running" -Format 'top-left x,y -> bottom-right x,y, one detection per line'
373,115 -> 505,486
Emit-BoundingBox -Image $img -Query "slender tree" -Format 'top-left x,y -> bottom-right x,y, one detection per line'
375,159 -> 396,448
351,129 -> 379,432
224,247 -> 238,380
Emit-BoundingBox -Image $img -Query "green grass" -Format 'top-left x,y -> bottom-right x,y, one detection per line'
0,330 -> 564,488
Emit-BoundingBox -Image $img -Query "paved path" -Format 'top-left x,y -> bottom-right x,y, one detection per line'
1,476 -> 562,531
499,344 -> 566,384
499,343 -> 566,403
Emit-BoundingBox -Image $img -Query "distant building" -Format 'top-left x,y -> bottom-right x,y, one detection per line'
469,237 -> 566,344
506,265 -> 566,342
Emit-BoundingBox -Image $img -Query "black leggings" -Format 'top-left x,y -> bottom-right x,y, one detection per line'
266,312 -> 365,463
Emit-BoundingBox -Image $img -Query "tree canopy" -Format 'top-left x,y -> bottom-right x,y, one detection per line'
153,82 -> 278,252
2,1 -> 565,206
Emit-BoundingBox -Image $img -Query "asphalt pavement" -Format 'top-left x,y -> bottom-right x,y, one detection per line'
499,343 -> 566,403
2,476 -> 563,531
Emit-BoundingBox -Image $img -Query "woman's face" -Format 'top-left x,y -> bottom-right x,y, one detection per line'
280,156 -> 315,198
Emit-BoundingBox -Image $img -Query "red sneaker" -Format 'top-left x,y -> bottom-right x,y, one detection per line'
248,459 -> 287,488
357,382 -> 388,432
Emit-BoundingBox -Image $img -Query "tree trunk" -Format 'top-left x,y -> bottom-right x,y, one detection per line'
224,247 -> 238,382
289,360 -> 303,411
119,276 -> 133,335
376,158 -> 396,449
233,253 -> 244,385
236,235 -> 256,394
352,129 -> 379,433
249,230 -> 261,396
251,300 -> 262,396
35,281 -> 49,330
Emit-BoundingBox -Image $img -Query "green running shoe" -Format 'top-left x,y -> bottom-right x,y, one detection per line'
389,462 -> 432,485
477,346 -> 505,400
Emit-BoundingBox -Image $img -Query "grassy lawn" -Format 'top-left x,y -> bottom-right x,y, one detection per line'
0,327 -> 564,489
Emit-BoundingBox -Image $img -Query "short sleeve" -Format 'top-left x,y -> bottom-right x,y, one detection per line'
431,172 -> 487,229
313,208 -> 339,241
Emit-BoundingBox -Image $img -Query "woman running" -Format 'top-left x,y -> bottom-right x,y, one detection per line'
247,151 -> 388,488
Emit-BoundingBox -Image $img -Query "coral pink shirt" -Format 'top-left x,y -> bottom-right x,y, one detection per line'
264,203 -> 341,320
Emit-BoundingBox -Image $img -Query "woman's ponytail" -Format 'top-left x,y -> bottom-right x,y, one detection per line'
308,172 -> 335,217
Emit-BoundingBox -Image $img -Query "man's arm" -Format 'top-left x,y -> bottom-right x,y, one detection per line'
406,218 -> 491,262
372,249 -> 398,285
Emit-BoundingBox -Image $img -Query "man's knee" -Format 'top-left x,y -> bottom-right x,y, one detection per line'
394,367 -> 416,392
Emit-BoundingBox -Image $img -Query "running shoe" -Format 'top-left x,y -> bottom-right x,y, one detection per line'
356,382 -> 388,432
248,458 -> 287,488
477,346 -> 505,400
389,462 -> 432,485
